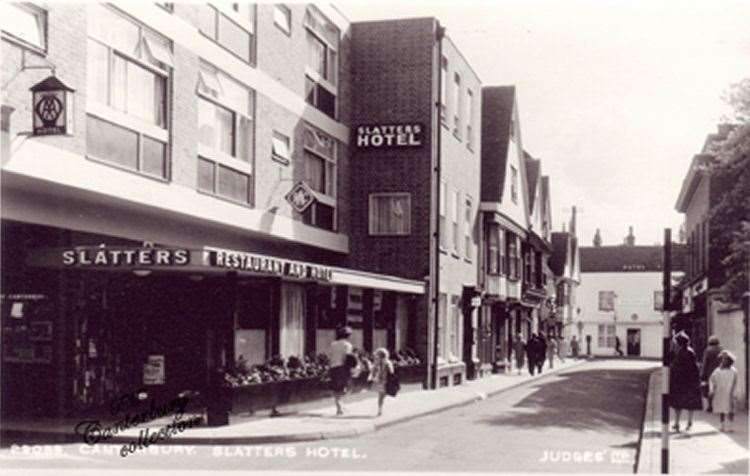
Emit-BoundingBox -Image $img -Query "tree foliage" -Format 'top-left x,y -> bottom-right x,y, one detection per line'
709,79 -> 750,303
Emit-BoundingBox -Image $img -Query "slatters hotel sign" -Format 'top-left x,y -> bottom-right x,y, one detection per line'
355,123 -> 423,149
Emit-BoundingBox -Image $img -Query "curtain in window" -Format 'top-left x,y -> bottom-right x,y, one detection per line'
279,283 -> 306,358
305,152 -> 326,194
307,31 -> 327,78
372,195 -> 409,234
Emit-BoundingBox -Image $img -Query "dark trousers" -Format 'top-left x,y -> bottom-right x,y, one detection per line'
536,361 -> 543,373
528,359 -> 536,375
615,347 -> 624,356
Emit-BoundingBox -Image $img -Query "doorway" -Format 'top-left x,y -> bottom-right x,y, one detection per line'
626,328 -> 641,356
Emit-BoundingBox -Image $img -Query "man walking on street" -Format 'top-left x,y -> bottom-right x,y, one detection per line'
526,334 -> 538,376
536,333 -> 547,374
615,335 -> 624,357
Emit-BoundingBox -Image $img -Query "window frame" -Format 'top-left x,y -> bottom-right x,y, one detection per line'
0,2 -> 47,52
198,3 -> 256,65
453,72 -> 461,138
273,4 -> 292,36
439,56 -> 448,124
368,193 -> 412,236
271,130 -> 291,165
197,157 -> 253,206
451,188 -> 461,254
510,165 -> 519,204
85,5 -> 171,181
439,180 -> 448,250
466,88 -> 474,150
464,195 -> 472,260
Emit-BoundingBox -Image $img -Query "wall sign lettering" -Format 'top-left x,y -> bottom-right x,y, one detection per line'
355,123 -> 423,148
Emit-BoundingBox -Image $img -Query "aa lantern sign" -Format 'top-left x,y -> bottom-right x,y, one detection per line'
30,75 -> 74,136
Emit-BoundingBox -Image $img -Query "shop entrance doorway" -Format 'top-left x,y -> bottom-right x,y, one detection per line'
626,328 -> 641,356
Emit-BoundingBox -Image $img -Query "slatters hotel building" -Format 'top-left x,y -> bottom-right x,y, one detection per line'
1,2 -> 570,419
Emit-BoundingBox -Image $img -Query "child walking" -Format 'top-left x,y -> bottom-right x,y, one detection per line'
709,350 -> 739,432
369,348 -> 395,417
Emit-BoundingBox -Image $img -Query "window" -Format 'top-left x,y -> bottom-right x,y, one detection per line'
305,77 -> 336,119
510,166 -> 518,203
272,131 -> 291,165
598,291 -> 615,311
464,196 -> 472,259
439,180 -> 448,249
198,158 -> 251,204
274,4 -> 291,35
453,73 -> 461,135
466,89 -> 474,149
1,3 -> 46,50
369,193 -> 411,235
598,324 -> 616,348
439,56 -> 448,123
438,293 -> 447,360
510,112 -> 518,142
507,233 -> 520,280
451,189 -> 460,253
487,225 -> 500,275
86,4 -> 171,179
302,123 -> 337,231
449,295 -> 461,361
197,62 -> 254,163
304,6 -> 338,85
198,3 -> 256,63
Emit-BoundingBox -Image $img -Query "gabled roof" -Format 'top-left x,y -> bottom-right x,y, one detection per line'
580,244 -> 687,273
480,86 -> 515,203
675,154 -> 714,212
523,152 -> 540,213
549,232 -> 569,276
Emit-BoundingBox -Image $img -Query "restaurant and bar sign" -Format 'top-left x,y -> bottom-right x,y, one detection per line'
208,248 -> 332,281
355,123 -> 423,149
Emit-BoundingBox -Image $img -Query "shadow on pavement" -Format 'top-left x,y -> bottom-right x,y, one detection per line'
476,367 -> 652,434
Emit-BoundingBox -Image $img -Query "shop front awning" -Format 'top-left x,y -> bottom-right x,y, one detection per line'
26,245 -> 426,295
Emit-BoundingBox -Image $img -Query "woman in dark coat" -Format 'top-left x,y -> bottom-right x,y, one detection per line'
701,335 -> 723,412
669,331 -> 703,432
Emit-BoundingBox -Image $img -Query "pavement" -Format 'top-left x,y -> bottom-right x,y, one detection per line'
0,359 -> 655,473
2,357 -> 587,447
637,369 -> 749,474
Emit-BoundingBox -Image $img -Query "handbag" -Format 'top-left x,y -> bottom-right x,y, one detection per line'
385,371 -> 400,397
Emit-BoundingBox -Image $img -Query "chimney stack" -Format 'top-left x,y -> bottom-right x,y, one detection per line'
624,226 -> 635,246
593,229 -> 602,247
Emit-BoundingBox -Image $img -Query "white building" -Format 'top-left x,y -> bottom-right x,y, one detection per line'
578,229 -> 686,358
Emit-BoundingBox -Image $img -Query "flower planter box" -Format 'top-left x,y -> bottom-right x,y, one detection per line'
227,364 -> 426,415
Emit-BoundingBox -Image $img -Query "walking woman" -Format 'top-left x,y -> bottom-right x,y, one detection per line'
513,333 -> 526,375
328,326 -> 353,416
369,348 -> 395,417
701,335 -> 723,412
669,331 -> 703,432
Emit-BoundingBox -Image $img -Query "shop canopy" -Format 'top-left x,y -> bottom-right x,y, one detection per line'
27,245 -> 425,295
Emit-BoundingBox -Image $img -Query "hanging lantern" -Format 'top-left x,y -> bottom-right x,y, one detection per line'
30,75 -> 75,136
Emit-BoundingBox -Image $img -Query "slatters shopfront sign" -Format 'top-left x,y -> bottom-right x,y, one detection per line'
355,123 -> 423,149
62,247 -> 190,267
208,249 -> 332,281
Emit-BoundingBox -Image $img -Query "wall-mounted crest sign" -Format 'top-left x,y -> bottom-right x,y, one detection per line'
285,181 -> 316,213
355,123 -> 423,149
30,76 -> 75,136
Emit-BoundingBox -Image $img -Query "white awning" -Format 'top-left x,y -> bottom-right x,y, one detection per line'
328,267 -> 425,295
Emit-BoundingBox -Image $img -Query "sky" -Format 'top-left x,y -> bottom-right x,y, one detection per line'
337,0 -> 750,246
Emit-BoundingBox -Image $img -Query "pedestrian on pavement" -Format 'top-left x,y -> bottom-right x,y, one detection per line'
368,347 -> 395,417
570,336 -> 580,358
525,335 -> 538,376
513,333 -> 526,375
668,331 -> 703,432
558,337 -> 567,363
614,335 -> 624,356
701,335 -> 723,412
536,333 -> 547,374
709,350 -> 739,432
547,337 -> 558,369
328,325 -> 353,416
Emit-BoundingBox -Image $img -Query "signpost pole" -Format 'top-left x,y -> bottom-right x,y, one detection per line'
661,228 -> 672,474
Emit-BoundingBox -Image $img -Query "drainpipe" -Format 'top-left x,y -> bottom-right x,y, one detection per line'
430,22 -> 446,390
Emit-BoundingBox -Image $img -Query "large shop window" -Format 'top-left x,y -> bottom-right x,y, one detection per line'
280,283 -> 306,358
369,193 -> 411,236
598,324 -> 616,348
198,3 -> 256,64
86,4 -> 172,179
304,6 -> 339,119
302,124 -> 337,231
235,286 -> 272,365
0,3 -> 46,51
